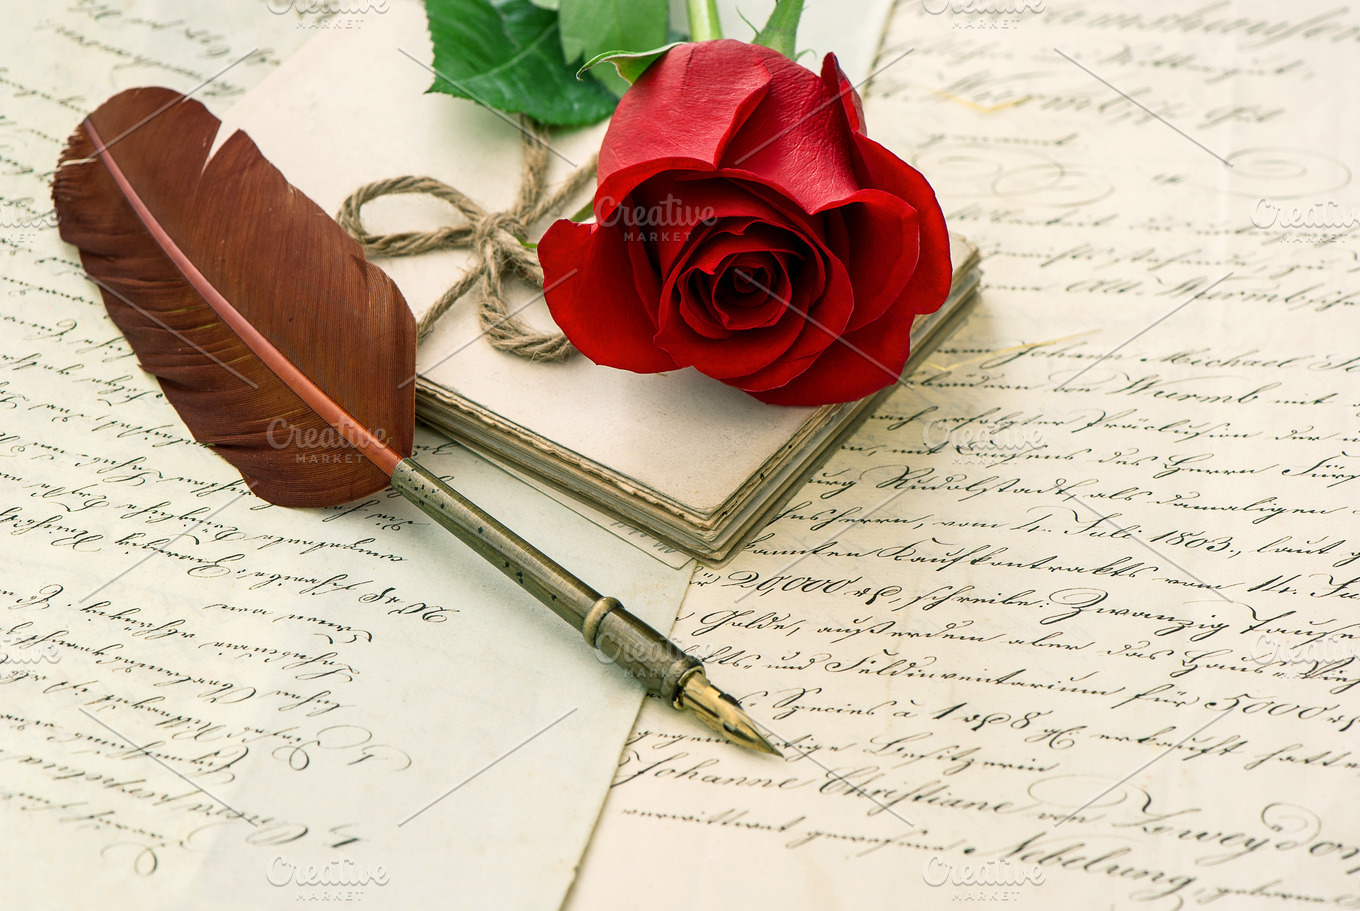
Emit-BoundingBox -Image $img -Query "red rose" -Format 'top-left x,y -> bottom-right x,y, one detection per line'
538,39 -> 951,406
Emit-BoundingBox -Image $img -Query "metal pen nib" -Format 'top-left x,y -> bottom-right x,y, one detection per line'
677,670 -> 782,756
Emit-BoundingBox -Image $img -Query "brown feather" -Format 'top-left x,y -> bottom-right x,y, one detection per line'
52,87 -> 415,507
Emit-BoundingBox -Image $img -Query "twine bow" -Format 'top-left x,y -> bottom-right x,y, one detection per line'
335,119 -> 597,361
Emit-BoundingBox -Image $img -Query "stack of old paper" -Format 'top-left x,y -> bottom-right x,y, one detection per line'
418,238 -> 979,563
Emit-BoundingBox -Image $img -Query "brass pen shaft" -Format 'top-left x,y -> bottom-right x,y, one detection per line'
390,458 -> 780,756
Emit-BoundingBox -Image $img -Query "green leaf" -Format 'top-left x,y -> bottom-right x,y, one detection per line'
754,0 -> 803,58
569,199 -> 595,222
527,0 -> 557,8
558,0 -> 668,66
424,0 -> 617,127
589,64 -> 632,98
579,42 -> 683,85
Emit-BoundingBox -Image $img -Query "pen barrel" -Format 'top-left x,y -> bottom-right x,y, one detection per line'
392,458 -> 701,702
588,600 -> 701,703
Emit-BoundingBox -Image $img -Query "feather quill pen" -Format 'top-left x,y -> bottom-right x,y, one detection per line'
52,87 -> 778,755
54,88 -> 414,506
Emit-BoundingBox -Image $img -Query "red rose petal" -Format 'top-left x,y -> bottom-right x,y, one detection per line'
656,254 -> 810,379
818,53 -> 949,304
540,218 -> 678,373
851,133 -> 953,321
681,249 -> 794,334
744,288 -> 917,406
820,53 -> 866,136
663,220 -> 811,339
744,154 -> 952,406
676,269 -> 726,338
720,47 -> 862,214
725,253 -> 857,393
653,183 -> 836,300
675,267 -> 730,340
597,41 -> 773,211
720,175 -> 919,334
713,251 -> 793,329
622,222 -> 664,325
824,188 -> 920,331
627,174 -> 809,277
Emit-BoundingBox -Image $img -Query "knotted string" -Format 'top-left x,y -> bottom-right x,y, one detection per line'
335,119 -> 596,361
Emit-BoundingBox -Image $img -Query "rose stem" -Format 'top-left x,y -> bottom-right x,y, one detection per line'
686,0 -> 724,41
